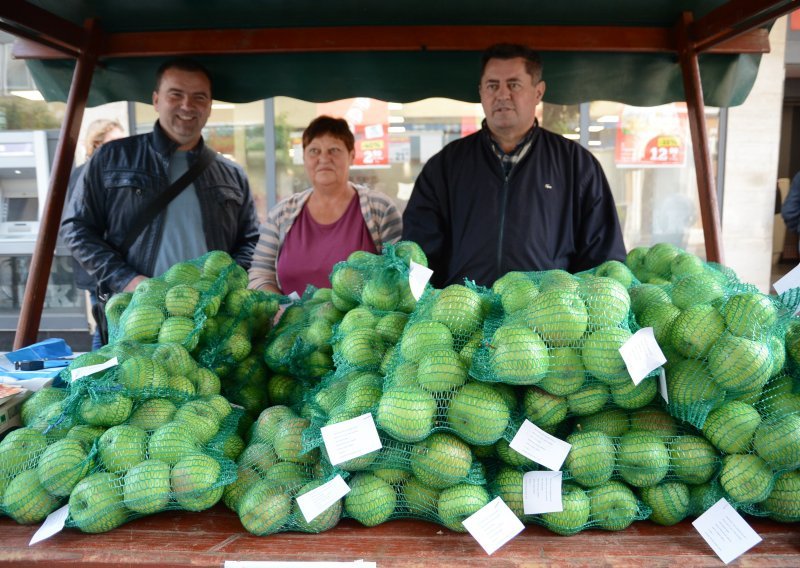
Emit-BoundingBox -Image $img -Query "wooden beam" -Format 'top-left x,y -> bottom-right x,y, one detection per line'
13,20 -> 100,350
677,12 -> 724,265
691,0 -> 800,52
11,25 -> 770,61
0,0 -> 85,57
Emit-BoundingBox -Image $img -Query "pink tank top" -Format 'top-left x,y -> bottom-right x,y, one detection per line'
277,193 -> 377,295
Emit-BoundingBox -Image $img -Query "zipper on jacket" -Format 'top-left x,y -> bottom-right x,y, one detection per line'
497,172 -> 510,277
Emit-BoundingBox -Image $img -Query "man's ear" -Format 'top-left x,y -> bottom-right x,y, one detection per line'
535,80 -> 547,102
152,90 -> 159,109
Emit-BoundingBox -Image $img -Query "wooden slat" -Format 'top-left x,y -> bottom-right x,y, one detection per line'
11,25 -> 770,60
0,0 -> 85,57
690,0 -> 800,52
0,506 -> 797,567
678,13 -> 725,265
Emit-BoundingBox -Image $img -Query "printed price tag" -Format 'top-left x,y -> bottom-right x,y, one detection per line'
523,471 -> 563,515
773,263 -> 800,297
296,475 -> 350,523
692,498 -> 762,564
30,505 -> 68,545
618,327 -> 666,385
509,420 -> 571,471
408,260 -> 433,300
320,413 -> 382,466
462,497 -> 525,555
71,357 -> 118,382
658,368 -> 669,403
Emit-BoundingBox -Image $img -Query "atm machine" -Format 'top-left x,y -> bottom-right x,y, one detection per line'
0,129 -> 87,335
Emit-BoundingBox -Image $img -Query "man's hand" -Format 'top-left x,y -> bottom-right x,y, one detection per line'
123,275 -> 148,292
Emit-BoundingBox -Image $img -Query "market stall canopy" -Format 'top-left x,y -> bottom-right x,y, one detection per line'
5,0 -> 783,107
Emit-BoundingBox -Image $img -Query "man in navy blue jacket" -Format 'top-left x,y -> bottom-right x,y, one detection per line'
402,44 -> 626,288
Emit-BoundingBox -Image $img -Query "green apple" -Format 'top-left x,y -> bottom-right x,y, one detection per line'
174,400 -> 222,445
629,407 -> 677,438
105,291 -> 133,328
670,252 -> 704,278
0,427 -> 47,475
707,333 -> 771,393
523,387 -> 568,431
375,312 -> 409,345
446,382 -> 510,445
638,301 -> 680,346
459,331 -> 483,368
566,381 -> 610,416
20,387 -> 67,426
721,293 -> 777,340
610,377 -> 657,410
596,260 -> 635,288
670,435 -> 719,485
273,417 -> 318,464
628,283 -> 671,317
119,304 -> 165,343
617,431 -> 670,487
330,264 -> 365,304
417,349 -> 468,393
65,424 -> 106,451
123,459 -> 171,514
589,480 -> 640,530
538,347 -> 586,396
225,263 -> 249,292
238,480 -> 293,535
250,406 -> 296,445
494,438 -> 535,468
669,304 -> 725,359
520,289 -> 588,347
266,374 -> 303,407
171,453 -> 223,511
542,483 -> 591,535
582,327 -> 632,383
343,372 -> 383,416
437,483 -> 490,532
575,408 -> 629,438
163,261 -> 202,285
719,453 -> 773,504
402,476 -> 440,518
345,472 -> 397,527
400,321 -> 453,363
753,414 -> 800,471
394,240 -> 428,267
376,384 -> 436,443
68,472 -> 128,533
212,432 -> 245,462
430,284 -> 484,338
188,368 -> 221,397
665,359 -> 724,424
262,460 -> 310,493
702,401 -> 761,454
166,375 -> 196,399
488,323 -> 549,384
641,482 -> 690,525
132,277 -> 170,305
293,478 -> 343,533
688,479 -> 726,517
152,343 -> 196,377
498,276 -> 540,316
410,433 -> 473,489
761,471 -> 800,522
79,391 -> 133,427
670,271 -> 725,310
117,356 -> 168,396
3,469 -> 60,524
361,273 -> 400,312
98,424 -> 148,474
491,467 -> 525,519
539,269 -> 580,293
337,328 -> 385,368
223,464 -> 260,513
578,276 -> 631,328
643,243 -> 680,279
767,335 -> 786,377
164,284 -> 201,318
565,431 -> 615,487
203,250 -> 235,279
308,299 -> 344,324
147,421 -> 201,466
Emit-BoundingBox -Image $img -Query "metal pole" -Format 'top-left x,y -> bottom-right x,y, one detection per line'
14,20 -> 100,349
677,12 -> 724,264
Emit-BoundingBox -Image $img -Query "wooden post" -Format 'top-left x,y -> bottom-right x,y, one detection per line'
677,12 -> 724,264
13,20 -> 100,350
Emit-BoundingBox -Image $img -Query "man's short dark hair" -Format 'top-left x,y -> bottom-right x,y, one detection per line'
303,115 -> 355,153
155,58 -> 213,95
481,44 -> 543,84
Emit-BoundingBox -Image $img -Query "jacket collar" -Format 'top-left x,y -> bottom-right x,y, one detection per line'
151,120 -> 206,158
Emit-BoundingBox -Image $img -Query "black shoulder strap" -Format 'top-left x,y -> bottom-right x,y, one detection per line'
120,146 -> 216,251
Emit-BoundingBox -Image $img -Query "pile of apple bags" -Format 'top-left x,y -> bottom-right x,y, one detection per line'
0,341 -> 243,532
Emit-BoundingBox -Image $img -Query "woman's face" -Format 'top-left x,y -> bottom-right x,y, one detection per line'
304,133 -> 354,190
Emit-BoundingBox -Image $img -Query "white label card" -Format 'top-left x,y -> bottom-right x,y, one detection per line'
509,420 -> 571,472
30,505 -> 68,545
71,357 -> 119,382
296,475 -> 350,523
462,497 -> 525,556
658,368 -> 669,403
225,562 -> 376,567
320,413 -> 382,466
692,498 -> 762,564
523,471 -> 563,515
618,327 -> 667,385
408,260 -> 433,300
773,263 -> 800,296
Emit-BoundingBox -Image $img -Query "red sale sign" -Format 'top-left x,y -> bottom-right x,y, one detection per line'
614,103 -> 688,168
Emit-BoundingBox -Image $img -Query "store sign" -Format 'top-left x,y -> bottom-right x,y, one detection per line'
614,103 -> 688,168
317,99 -> 390,168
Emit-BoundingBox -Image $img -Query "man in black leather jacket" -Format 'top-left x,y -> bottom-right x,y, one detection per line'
61,58 -> 259,295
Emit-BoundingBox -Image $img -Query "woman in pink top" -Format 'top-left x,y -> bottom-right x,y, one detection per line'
249,116 -> 402,295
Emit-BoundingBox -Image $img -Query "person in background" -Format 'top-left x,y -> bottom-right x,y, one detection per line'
402,43 -> 626,288
62,57 -> 259,299
781,171 -> 800,240
248,115 -> 402,295
65,118 -> 125,349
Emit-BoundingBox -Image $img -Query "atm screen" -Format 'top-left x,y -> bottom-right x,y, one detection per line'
2,197 -> 38,222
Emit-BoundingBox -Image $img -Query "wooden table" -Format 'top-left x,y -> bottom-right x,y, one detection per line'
0,505 -> 797,567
